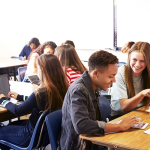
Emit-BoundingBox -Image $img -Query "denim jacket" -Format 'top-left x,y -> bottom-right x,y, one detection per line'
59,71 -> 106,150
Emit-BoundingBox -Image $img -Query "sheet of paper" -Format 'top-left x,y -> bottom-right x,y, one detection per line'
145,108 -> 150,112
10,98 -> 18,104
144,128 -> 150,134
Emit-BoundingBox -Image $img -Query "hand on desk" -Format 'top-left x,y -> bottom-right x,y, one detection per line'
119,116 -> 139,131
8,91 -> 18,99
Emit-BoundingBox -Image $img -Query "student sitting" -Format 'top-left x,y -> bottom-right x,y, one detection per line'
23,41 -> 57,82
19,37 -> 40,61
61,40 -> 75,48
54,44 -> 87,85
0,54 -> 69,150
121,41 -> 135,54
111,42 -> 150,119
58,50 -> 138,150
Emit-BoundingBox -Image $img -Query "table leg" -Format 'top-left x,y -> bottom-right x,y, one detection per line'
7,68 -> 10,80
14,67 -> 16,81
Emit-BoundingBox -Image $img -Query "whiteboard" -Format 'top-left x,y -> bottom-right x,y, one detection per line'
0,0 -> 113,49
117,0 -> 150,47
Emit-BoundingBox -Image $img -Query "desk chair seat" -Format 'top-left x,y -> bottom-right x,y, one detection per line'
45,109 -> 62,150
0,110 -> 49,150
99,96 -> 111,122
18,66 -> 27,82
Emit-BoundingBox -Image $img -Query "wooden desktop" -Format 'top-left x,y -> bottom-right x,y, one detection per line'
0,58 -> 28,81
80,106 -> 150,150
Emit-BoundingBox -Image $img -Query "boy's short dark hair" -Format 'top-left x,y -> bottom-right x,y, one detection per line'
88,50 -> 118,72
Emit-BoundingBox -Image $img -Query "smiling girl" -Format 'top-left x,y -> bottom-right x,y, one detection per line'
111,42 -> 150,119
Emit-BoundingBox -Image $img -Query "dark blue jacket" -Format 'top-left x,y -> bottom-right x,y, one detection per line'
0,92 -> 60,147
19,45 -> 31,60
59,71 -> 106,150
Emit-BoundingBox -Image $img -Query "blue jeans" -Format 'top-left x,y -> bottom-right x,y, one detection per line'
0,120 -> 34,150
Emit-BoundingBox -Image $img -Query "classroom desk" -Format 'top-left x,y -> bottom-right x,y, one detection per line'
0,58 -> 28,81
0,81 -> 32,122
80,106 -> 150,150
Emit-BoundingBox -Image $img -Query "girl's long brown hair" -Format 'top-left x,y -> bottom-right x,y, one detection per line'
125,42 -> 150,105
121,41 -> 135,53
35,54 -> 69,111
54,44 -> 87,74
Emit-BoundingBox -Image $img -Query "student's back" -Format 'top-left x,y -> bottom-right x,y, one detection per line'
0,54 -> 68,149
54,44 -> 87,85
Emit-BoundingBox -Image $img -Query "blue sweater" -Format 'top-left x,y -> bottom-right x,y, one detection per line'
0,92 -> 60,147
19,45 -> 32,60
6,93 -> 43,128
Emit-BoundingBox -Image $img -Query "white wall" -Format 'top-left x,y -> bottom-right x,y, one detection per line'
117,0 -> 150,47
77,49 -> 128,69
0,42 -> 24,58
0,0 -> 113,58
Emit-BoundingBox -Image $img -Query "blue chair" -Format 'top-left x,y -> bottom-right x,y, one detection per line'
117,62 -> 126,67
45,109 -> 62,150
99,96 -> 111,122
18,66 -> 27,82
0,110 -> 49,150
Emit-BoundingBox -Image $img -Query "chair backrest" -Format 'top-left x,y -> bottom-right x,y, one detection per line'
45,109 -> 62,150
32,110 -> 50,148
99,96 -> 111,122
117,62 -> 126,67
0,110 -> 49,150
18,66 -> 27,82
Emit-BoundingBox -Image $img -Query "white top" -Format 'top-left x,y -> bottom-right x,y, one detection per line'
26,53 -> 39,75
111,65 -> 144,116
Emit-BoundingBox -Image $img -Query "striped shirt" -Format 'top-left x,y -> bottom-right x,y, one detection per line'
66,67 -> 82,85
